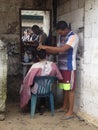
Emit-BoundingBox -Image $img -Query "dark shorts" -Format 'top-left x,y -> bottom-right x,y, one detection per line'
59,70 -> 76,91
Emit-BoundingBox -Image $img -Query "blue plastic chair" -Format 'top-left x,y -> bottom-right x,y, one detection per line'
31,76 -> 57,118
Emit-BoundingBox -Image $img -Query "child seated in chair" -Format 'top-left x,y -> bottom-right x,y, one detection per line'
20,49 -> 63,113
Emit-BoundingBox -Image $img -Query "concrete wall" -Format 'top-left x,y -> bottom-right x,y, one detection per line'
0,0 -> 52,119
57,0 -> 98,126
78,0 -> 98,126
0,0 -> 52,75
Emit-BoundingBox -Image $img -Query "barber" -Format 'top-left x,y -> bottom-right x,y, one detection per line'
37,21 -> 79,119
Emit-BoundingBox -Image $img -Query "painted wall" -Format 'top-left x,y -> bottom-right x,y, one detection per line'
57,0 -> 98,126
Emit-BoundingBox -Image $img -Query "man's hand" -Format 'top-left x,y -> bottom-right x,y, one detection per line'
37,45 -> 47,50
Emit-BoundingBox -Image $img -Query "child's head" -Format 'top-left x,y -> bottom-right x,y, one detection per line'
37,49 -> 46,60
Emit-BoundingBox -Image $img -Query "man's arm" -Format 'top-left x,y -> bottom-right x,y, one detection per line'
39,33 -> 47,45
37,34 -> 78,54
37,44 -> 72,54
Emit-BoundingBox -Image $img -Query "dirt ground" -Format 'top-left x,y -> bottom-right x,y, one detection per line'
0,103 -> 98,130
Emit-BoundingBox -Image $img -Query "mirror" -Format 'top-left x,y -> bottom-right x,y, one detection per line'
19,9 -> 51,63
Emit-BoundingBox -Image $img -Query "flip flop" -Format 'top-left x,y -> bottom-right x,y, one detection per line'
60,115 -> 74,120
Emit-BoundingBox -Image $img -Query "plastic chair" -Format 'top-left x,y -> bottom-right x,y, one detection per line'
31,76 -> 57,118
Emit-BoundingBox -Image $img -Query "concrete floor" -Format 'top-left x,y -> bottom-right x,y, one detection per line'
0,103 -> 98,130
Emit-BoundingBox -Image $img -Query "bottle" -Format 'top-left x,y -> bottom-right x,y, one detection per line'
24,52 -> 29,63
